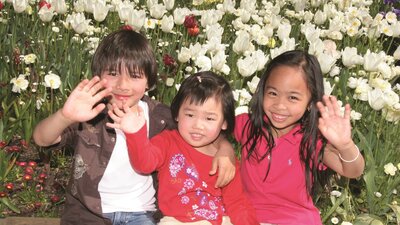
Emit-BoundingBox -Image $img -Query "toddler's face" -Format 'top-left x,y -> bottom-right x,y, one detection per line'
176,96 -> 227,155
101,66 -> 148,110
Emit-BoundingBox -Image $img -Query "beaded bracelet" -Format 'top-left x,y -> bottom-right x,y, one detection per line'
338,145 -> 360,163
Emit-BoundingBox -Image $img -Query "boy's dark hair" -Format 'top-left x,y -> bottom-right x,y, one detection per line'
244,49 -> 329,196
91,29 -> 158,89
170,71 -> 235,134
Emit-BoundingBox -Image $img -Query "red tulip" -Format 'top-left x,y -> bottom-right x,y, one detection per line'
5,183 -> 14,191
0,140 -> 6,148
0,2 -> 4,10
17,161 -> 27,167
39,0 -> 51,9
120,25 -> 133,30
188,26 -> 200,36
38,173 -> 47,180
28,161 -> 37,168
0,192 -> 7,198
23,174 -> 32,181
50,195 -> 60,203
184,14 -> 198,29
163,54 -> 176,68
25,166 -> 34,175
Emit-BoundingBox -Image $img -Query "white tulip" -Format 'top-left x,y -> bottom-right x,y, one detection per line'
368,89 -> 386,110
363,50 -> 385,72
13,0 -> 28,13
163,0 -> 174,11
237,55 -> 258,77
317,52 -> 337,74
93,0 -> 109,22
194,55 -> 211,71
127,9 -> 146,31
211,51 -> 227,71
161,15 -> 174,33
277,22 -> 291,41
67,12 -> 91,34
313,10 -> 326,25
233,30 -> 252,54
51,0 -> 67,14
173,7 -> 190,25
247,76 -> 259,94
38,5 -> 55,22
117,1 -> 134,22
342,47 -> 363,68
149,3 -> 166,19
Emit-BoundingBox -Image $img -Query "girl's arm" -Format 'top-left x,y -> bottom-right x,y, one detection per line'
209,135 -> 236,188
106,103 -> 165,173
316,95 -> 365,178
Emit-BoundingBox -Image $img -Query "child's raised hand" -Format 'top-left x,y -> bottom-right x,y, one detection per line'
316,95 -> 353,148
62,76 -> 111,123
106,103 -> 146,133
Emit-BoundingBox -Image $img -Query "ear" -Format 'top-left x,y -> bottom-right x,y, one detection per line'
221,120 -> 228,130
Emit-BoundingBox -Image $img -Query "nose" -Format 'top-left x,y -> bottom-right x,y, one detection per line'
193,118 -> 204,130
274,97 -> 286,109
116,74 -> 130,90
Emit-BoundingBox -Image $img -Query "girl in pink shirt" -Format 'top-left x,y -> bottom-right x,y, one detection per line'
234,50 -> 365,225
108,71 -> 259,225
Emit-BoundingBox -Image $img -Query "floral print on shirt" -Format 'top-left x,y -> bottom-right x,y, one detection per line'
169,153 -> 224,222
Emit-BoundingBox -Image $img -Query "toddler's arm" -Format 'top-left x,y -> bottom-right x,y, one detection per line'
33,77 -> 111,146
316,95 -> 364,178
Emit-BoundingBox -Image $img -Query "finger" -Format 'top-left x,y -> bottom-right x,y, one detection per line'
107,108 -> 121,123
75,79 -> 90,91
89,79 -> 108,96
323,95 -> 335,117
94,87 -> 112,101
113,103 -> 126,117
328,96 -> 342,117
209,160 -> 218,176
105,122 -> 119,129
316,101 -> 328,118
343,104 -> 351,121
215,168 -> 226,188
82,76 -> 101,92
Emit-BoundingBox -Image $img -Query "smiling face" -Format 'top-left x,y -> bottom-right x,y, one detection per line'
101,66 -> 148,110
176,96 -> 227,155
263,65 -> 311,137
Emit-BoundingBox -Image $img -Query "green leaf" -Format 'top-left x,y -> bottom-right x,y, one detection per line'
353,213 -> 385,225
0,198 -> 20,214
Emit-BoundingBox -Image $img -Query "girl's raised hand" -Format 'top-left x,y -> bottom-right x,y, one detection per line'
316,95 -> 353,148
106,103 -> 146,133
62,76 -> 111,122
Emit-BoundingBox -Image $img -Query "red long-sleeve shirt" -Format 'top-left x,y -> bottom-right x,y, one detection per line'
125,126 -> 258,225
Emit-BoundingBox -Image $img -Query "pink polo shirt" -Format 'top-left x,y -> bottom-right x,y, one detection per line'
234,113 -> 322,225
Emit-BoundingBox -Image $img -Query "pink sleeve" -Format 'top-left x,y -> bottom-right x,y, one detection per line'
221,161 -> 259,225
234,113 -> 249,144
125,126 -> 167,173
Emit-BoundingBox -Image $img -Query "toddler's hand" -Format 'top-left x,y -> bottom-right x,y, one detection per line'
106,103 -> 146,133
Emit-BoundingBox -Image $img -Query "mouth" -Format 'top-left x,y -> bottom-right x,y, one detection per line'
270,113 -> 288,122
112,93 -> 131,101
190,133 -> 203,141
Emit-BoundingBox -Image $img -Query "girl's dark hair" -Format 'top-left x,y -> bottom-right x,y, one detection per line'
170,71 -> 235,135
244,49 -> 329,196
91,29 -> 158,89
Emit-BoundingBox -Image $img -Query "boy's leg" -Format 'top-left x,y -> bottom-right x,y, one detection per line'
103,211 -> 156,225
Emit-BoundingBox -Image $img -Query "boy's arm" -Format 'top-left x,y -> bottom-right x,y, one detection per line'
33,77 -> 111,146
209,135 -> 236,188
317,95 -> 365,178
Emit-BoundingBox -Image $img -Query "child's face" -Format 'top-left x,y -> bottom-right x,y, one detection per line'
176,96 -> 227,154
101,66 -> 148,109
263,65 -> 311,137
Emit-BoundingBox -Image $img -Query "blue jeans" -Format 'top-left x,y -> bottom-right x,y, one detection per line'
103,211 -> 156,225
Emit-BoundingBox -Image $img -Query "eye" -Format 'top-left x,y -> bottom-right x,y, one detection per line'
185,113 -> 194,118
289,96 -> 299,101
108,71 -> 118,76
266,90 -> 277,96
206,117 -> 216,121
130,73 -> 142,79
